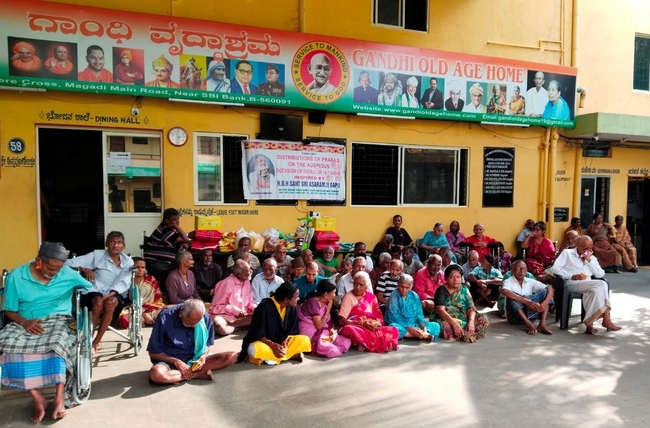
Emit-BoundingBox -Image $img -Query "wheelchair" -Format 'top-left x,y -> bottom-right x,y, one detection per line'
0,268 -> 93,405
107,268 -> 144,356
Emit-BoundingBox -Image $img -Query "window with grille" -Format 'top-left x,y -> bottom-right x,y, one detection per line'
634,35 -> 650,91
351,143 -> 468,206
373,0 -> 428,32
194,133 -> 246,204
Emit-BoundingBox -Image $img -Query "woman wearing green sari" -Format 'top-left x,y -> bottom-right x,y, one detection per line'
431,265 -> 489,343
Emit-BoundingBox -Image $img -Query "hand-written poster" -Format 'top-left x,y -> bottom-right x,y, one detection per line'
482,147 -> 514,207
242,140 -> 346,200
0,1 -> 577,128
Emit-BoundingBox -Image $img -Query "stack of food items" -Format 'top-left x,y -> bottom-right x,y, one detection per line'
310,217 -> 339,251
191,216 -> 223,251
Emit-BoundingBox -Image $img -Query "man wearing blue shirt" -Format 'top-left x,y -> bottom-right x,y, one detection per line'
294,261 -> 325,303
0,242 -> 92,423
147,299 -> 237,384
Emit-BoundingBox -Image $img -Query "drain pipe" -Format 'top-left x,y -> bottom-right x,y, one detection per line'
547,129 -> 559,236
539,127 -> 551,221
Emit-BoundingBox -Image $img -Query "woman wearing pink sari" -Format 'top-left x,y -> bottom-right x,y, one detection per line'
337,271 -> 399,353
298,280 -> 351,358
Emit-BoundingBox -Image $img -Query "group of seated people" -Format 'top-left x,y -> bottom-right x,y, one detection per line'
0,212 -> 626,423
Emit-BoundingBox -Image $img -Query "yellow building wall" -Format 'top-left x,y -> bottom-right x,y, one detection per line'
576,0 -> 650,114
0,89 -> 543,268
0,0 -> 584,268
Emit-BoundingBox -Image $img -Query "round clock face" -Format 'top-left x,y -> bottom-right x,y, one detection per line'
168,127 -> 188,146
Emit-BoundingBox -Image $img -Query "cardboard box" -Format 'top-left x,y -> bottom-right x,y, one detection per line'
194,216 -> 222,231
313,217 -> 336,231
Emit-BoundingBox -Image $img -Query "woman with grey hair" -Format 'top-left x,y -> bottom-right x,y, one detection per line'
401,76 -> 421,108
386,274 -> 440,342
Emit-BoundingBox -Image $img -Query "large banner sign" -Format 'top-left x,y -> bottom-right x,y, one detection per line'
242,140 -> 346,201
0,1 -> 577,128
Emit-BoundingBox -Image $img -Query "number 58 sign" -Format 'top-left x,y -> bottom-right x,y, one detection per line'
8,138 -> 26,154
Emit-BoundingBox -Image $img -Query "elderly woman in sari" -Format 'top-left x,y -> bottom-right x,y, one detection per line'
338,271 -> 399,353
238,282 -> 311,366
119,257 -> 165,328
420,223 -> 450,258
386,274 -> 440,342
508,86 -> 526,115
431,265 -> 489,342
298,280 -> 351,358
521,221 -> 556,278
487,84 -> 506,114
585,213 -> 620,272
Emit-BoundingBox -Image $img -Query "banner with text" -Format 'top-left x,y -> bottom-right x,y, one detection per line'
242,140 -> 346,200
0,1 -> 577,128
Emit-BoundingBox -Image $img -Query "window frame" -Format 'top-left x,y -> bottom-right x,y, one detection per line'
193,132 -> 248,206
372,0 -> 429,33
350,141 -> 468,208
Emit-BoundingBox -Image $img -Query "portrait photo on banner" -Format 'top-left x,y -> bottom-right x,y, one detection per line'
179,54 -> 207,90
112,47 -> 145,86
8,36 -> 50,77
525,70 -> 576,120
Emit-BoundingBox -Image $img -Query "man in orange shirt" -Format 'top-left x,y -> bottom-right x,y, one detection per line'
10,41 -> 42,73
78,45 -> 113,82
45,44 -> 74,75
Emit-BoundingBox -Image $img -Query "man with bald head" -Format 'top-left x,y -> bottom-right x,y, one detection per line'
307,53 -> 336,94
551,235 -> 621,334
376,260 -> 404,308
251,258 -> 283,304
525,71 -> 548,117
294,261 -> 326,303
148,299 -> 237,384
210,260 -> 257,335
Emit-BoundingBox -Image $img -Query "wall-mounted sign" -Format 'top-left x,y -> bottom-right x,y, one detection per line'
7,137 -> 25,154
554,207 -> 570,222
242,139 -> 346,200
0,1 -> 577,128
483,147 -> 515,207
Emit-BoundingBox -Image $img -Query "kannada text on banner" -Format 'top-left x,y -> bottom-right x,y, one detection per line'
241,140 -> 346,201
0,0 -> 576,128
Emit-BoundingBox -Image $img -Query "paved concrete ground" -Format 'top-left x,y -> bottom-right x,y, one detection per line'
1,269 -> 649,428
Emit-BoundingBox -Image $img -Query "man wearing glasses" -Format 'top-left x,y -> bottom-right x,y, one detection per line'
230,60 -> 257,95
444,81 -> 465,111
306,53 -> 336,95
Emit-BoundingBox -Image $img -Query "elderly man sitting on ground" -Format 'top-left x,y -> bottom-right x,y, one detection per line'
501,260 -> 553,335
0,242 -> 92,423
147,299 -> 238,384
251,258 -> 284,304
210,260 -> 257,335
226,236 -> 261,271
551,235 -> 622,334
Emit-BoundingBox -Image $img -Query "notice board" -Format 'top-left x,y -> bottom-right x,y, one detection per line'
482,147 -> 514,207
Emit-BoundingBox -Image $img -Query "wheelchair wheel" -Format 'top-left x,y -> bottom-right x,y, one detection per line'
134,332 -> 144,356
74,306 -> 92,405
130,285 -> 143,355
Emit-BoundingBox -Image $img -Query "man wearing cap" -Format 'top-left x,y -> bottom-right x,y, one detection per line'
0,242 -> 92,423
66,231 -> 133,354
78,45 -> 113,82
206,59 -> 231,92
463,82 -> 487,113
10,41 -> 42,73
258,64 -> 285,96
146,54 -> 180,88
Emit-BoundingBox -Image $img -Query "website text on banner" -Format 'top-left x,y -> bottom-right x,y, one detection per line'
241,140 -> 346,201
0,0 -> 576,128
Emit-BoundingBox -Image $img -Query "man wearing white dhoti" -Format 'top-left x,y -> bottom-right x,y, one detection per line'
551,236 -> 622,334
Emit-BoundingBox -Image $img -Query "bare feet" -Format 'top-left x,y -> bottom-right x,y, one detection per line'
356,344 -> 366,352
537,325 -> 553,335
30,393 -> 48,423
143,313 -> 154,325
602,321 -> 622,332
585,326 -> 599,334
191,370 -> 214,381
526,325 -> 537,335
290,352 -> 304,362
92,342 -> 101,355
51,396 -> 67,420
423,334 -> 434,343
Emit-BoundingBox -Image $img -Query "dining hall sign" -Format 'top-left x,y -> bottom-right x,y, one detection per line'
0,0 -> 577,128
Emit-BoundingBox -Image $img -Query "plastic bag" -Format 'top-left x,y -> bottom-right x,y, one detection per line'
248,231 -> 265,252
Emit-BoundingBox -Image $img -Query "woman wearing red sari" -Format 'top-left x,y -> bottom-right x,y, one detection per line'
337,271 -> 399,353
521,221 -> 556,277
119,257 -> 165,328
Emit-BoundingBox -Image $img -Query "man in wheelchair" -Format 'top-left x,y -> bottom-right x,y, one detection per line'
66,231 -> 134,354
0,242 -> 92,422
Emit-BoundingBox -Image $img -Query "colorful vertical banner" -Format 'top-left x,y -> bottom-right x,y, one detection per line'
242,140 -> 346,200
0,1 -> 577,128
